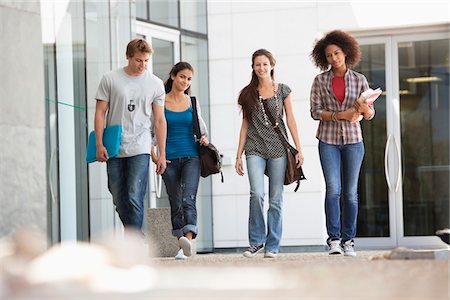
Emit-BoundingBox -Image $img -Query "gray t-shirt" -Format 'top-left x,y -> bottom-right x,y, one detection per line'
244,83 -> 292,158
95,68 -> 165,157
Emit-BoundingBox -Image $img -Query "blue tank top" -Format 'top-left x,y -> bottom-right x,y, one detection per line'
165,107 -> 199,160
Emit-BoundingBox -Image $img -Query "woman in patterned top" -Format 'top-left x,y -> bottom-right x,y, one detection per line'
310,30 -> 375,257
235,49 -> 304,258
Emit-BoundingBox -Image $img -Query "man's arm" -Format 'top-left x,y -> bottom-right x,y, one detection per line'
94,100 -> 109,162
152,103 -> 167,174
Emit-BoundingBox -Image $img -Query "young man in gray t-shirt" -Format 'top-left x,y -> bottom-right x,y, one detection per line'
94,38 -> 167,231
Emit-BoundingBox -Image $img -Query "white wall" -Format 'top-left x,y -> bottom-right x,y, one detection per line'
207,0 -> 450,248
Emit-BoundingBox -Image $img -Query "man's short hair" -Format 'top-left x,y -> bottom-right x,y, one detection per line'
126,38 -> 153,58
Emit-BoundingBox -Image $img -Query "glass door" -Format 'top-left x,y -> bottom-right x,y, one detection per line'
394,33 -> 449,247
355,31 -> 449,249
355,37 -> 397,248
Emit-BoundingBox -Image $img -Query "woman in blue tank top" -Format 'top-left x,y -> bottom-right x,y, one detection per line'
152,62 -> 209,259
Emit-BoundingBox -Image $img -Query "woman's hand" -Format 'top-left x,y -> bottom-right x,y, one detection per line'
199,135 -> 209,146
295,152 -> 304,167
235,157 -> 244,176
151,146 -> 170,165
340,107 -> 361,123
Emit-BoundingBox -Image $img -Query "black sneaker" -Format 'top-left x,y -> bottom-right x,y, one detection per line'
243,244 -> 264,258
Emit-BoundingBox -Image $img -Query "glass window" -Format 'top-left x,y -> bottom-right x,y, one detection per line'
149,0 -> 178,27
181,35 -> 209,112
180,0 -> 207,34
151,38 -> 174,81
136,0 -> 148,20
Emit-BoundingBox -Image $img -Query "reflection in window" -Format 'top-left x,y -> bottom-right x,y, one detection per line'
399,39 -> 449,236
180,0 -> 207,34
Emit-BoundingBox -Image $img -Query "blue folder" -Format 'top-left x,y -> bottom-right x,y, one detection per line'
85,125 -> 122,163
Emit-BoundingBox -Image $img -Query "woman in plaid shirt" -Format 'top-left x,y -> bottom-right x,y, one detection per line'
310,30 -> 375,257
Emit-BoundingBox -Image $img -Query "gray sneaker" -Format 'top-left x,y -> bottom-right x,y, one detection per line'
343,240 -> 357,257
328,240 -> 343,255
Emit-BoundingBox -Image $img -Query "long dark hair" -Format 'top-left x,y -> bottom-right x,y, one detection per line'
164,61 -> 194,94
237,49 -> 276,121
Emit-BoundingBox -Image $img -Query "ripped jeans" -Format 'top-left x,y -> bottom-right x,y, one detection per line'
162,156 -> 200,238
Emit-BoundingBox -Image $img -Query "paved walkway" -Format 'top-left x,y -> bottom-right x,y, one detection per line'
3,245 -> 448,300
149,250 -> 448,300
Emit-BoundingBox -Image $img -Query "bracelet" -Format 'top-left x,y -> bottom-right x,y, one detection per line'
331,111 -> 338,122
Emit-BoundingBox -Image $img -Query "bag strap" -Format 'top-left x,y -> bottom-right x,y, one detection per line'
261,100 -> 296,154
190,96 -> 202,140
261,100 -> 304,191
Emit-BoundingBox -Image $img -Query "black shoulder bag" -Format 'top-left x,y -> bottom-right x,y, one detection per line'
191,96 -> 224,182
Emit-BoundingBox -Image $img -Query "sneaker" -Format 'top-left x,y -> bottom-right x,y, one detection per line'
243,245 -> 264,258
179,236 -> 192,257
328,240 -> 343,255
343,240 -> 357,257
264,251 -> 277,258
175,249 -> 187,260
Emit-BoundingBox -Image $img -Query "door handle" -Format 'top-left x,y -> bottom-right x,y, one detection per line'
153,171 -> 162,199
392,136 -> 402,192
384,134 -> 393,191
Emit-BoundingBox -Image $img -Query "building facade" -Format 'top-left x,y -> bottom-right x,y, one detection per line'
1,0 -> 448,251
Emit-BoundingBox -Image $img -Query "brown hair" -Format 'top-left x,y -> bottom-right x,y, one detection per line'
311,30 -> 361,71
164,62 -> 194,94
238,49 -> 276,121
126,38 -> 153,58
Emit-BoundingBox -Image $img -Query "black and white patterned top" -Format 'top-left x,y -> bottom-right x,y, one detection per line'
244,83 -> 292,158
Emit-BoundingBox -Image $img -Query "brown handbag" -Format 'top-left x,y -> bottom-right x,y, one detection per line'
262,100 -> 306,192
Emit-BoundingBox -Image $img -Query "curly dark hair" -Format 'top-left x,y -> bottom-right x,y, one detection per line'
311,30 -> 361,71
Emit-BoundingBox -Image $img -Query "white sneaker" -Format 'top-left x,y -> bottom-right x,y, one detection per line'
175,249 -> 187,260
328,240 -> 343,255
343,240 -> 357,257
179,236 -> 192,257
264,251 -> 277,258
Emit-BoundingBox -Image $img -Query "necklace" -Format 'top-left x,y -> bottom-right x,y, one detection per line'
258,83 -> 279,127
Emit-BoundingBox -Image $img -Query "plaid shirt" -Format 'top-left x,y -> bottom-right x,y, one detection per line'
310,69 -> 371,145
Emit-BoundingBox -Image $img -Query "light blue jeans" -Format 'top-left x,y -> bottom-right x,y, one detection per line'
246,155 -> 287,253
107,154 -> 150,230
162,156 -> 201,238
319,140 -> 364,243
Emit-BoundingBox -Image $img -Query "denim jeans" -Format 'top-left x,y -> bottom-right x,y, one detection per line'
246,155 -> 287,253
107,154 -> 150,230
162,156 -> 200,238
319,140 -> 364,243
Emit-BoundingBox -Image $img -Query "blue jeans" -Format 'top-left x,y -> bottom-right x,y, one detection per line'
162,157 -> 200,238
107,154 -> 150,230
246,155 -> 287,253
319,140 -> 364,243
